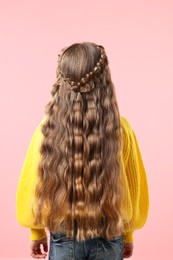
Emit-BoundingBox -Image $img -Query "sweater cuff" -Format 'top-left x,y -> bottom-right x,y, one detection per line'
123,231 -> 134,243
30,228 -> 47,241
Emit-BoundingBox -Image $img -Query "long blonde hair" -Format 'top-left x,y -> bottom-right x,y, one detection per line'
32,42 -> 124,241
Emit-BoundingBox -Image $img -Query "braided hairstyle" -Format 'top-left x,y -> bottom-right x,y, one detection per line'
32,42 -> 125,242
58,45 -> 108,93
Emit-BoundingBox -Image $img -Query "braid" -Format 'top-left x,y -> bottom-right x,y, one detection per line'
58,45 -> 108,93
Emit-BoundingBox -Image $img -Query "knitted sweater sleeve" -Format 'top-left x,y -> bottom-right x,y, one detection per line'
16,118 -> 47,241
121,118 -> 150,243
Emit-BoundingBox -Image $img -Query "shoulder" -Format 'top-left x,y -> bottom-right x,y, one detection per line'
36,115 -> 47,133
120,115 -> 134,141
38,115 -> 47,127
120,116 -> 135,164
32,115 -> 47,140
120,116 -> 133,132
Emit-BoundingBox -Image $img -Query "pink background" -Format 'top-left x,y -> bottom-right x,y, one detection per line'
0,0 -> 172,259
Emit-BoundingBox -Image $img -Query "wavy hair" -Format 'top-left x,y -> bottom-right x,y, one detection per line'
32,42 -> 125,241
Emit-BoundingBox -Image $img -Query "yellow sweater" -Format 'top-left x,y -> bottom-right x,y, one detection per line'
15,116 -> 149,243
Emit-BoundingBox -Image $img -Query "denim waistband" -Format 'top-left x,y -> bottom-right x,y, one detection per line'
50,222 -> 123,241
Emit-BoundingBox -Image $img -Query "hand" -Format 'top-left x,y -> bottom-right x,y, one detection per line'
31,236 -> 48,259
123,242 -> 134,258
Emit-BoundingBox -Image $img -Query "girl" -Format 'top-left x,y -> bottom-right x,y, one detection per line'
16,42 -> 149,259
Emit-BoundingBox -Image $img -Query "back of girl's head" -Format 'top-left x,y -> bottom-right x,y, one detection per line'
32,41 -> 126,242
58,42 -> 106,86
54,42 -> 110,96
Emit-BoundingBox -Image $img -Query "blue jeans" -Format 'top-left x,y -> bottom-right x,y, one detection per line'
48,231 -> 124,260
